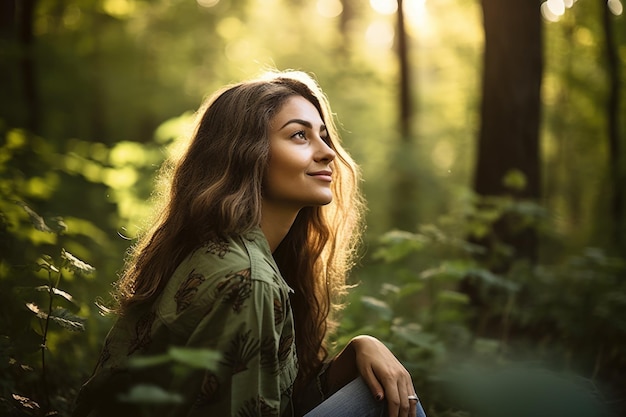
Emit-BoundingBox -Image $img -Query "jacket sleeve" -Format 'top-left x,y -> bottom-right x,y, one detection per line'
182,269 -> 291,417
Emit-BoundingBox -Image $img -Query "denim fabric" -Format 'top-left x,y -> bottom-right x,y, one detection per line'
304,377 -> 427,417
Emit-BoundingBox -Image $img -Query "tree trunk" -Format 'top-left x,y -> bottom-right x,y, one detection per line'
0,0 -> 39,135
389,0 -> 418,231
338,0 -> 354,41
336,0 -> 355,58
473,0 -> 543,267
397,0 -> 412,141
600,0 -> 624,253
17,0 -> 40,135
0,1 -> 16,39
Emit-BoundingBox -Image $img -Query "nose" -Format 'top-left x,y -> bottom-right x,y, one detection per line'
315,137 -> 336,163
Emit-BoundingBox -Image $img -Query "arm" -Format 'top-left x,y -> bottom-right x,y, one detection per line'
326,335 -> 417,417
184,271 -> 294,417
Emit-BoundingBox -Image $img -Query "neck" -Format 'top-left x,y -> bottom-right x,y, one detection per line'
260,202 -> 300,252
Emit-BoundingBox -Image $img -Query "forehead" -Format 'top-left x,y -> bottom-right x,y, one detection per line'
270,96 -> 324,129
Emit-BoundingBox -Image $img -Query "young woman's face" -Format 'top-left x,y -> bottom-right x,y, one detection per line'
263,95 -> 336,212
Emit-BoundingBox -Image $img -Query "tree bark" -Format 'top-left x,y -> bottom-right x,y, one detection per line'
17,0 -> 40,134
0,1 -> 16,39
0,0 -> 39,135
335,0 -> 355,58
600,0 -> 624,253
473,0 -> 543,266
396,0 -> 412,141
389,0 -> 418,231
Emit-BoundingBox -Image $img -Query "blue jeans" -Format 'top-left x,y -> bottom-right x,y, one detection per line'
303,377 -> 427,417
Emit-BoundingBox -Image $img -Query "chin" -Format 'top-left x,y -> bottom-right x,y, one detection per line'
305,197 -> 333,208
317,197 -> 333,206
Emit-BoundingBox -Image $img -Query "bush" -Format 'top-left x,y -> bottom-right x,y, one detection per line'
336,194 -> 624,416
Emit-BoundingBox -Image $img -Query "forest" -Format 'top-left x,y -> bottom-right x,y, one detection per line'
1,0 -> 625,416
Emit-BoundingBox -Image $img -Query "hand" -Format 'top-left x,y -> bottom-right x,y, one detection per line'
350,335 -> 418,417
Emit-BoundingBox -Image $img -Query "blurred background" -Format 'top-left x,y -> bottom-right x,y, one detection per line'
1,0 -> 625,416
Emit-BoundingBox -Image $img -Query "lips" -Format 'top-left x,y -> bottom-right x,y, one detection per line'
309,170 -> 332,176
308,170 -> 333,182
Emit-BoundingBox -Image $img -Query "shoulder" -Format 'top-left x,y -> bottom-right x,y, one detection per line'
160,234 -> 252,308
155,230 -> 289,331
188,236 -> 250,279
183,230 -> 283,288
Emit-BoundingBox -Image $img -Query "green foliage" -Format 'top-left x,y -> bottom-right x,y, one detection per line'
0,127 -> 119,416
128,346 -> 222,371
0,123 -> 216,415
439,364 -> 610,417
339,193 -> 625,416
118,384 -> 184,405
0,202 -> 94,415
0,0 -> 624,415
119,347 -> 221,410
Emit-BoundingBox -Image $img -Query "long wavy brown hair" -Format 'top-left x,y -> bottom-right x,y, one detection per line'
114,70 -> 364,392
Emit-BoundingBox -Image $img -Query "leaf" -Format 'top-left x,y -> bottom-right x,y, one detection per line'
459,240 -> 488,255
128,347 -> 221,371
168,346 -> 221,370
12,394 -> 40,410
380,283 -> 400,296
467,268 -> 520,292
419,261 -> 470,282
49,216 -> 68,234
36,255 -> 59,273
16,202 -> 52,233
26,304 -> 85,331
374,230 -> 427,263
26,303 -> 46,320
392,323 -> 437,349
34,285 -> 74,303
48,307 -> 85,331
436,290 -> 470,305
361,296 -> 393,321
397,282 -> 425,298
128,354 -> 172,369
61,249 -> 95,274
419,261 -> 519,292
118,384 -> 183,404
502,169 -> 527,191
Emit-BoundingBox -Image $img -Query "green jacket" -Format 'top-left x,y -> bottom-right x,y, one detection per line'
73,228 -> 300,417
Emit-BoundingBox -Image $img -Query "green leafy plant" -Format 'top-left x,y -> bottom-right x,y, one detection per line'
338,193 -> 624,416
119,346 -> 222,409
1,202 -> 94,416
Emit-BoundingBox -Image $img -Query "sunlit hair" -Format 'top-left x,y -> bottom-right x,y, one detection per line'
114,70 -> 364,392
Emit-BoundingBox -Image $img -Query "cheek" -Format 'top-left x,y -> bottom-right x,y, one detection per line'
263,158 -> 292,196
268,148 -> 303,177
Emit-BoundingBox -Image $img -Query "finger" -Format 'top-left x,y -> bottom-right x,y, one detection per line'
396,378 -> 412,417
360,366 -> 385,401
406,383 -> 418,417
389,372 -> 415,417
385,384 -> 400,417
379,374 -> 403,417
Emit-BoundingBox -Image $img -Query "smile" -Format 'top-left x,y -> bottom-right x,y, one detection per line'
308,170 -> 333,182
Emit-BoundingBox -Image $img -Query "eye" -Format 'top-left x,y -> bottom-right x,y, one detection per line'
291,130 -> 307,140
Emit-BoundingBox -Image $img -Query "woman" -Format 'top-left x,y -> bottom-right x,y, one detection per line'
73,70 -> 424,417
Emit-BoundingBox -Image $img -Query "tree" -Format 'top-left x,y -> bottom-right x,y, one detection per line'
600,0 -> 624,254
0,0 -> 39,135
389,0 -> 419,231
473,0 -> 544,269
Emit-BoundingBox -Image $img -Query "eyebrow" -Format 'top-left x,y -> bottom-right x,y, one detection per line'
280,119 -> 327,132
